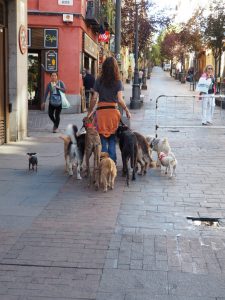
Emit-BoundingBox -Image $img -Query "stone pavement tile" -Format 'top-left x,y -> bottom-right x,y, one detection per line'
96,292 -> 125,300
98,269 -> 168,295
168,271 -> 225,297
125,295 -> 216,300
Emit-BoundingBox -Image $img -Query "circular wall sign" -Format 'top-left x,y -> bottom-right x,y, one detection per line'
19,25 -> 27,54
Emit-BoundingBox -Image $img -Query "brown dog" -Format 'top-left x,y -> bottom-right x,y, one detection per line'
83,117 -> 102,189
99,152 -> 117,192
134,132 -> 153,175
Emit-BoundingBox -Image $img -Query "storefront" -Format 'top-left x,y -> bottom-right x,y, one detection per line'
28,28 -> 59,109
28,0 -> 100,113
83,33 -> 99,77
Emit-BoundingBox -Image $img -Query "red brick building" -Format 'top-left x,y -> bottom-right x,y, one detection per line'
28,0 -> 100,113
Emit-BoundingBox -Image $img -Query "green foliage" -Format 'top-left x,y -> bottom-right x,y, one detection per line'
121,0 -> 170,54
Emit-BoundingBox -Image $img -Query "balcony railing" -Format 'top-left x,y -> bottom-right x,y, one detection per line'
85,0 -> 100,27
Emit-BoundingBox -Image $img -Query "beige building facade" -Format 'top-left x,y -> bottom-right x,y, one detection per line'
0,0 -> 28,144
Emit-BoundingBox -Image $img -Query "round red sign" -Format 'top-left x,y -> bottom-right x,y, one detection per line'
19,25 -> 27,54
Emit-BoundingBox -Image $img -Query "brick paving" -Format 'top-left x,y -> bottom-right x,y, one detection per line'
0,67 -> 225,299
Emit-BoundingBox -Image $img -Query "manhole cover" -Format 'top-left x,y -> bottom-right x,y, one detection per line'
187,217 -> 220,227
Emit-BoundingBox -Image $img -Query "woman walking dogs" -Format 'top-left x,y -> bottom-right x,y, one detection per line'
196,65 -> 216,126
42,72 -> 66,133
88,57 -> 131,163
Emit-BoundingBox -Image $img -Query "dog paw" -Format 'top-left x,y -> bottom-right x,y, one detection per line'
77,175 -> 82,180
69,170 -> 73,176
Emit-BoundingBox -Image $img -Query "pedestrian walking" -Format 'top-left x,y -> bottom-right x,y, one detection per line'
88,56 -> 131,163
42,72 -> 66,133
196,65 -> 216,125
138,69 -> 143,85
83,69 -> 95,109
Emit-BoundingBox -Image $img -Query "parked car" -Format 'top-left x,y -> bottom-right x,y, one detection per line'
163,64 -> 171,71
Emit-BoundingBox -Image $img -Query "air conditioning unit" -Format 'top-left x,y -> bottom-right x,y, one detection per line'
63,14 -> 73,23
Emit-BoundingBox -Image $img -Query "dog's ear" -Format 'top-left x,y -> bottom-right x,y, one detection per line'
27,152 -> 36,156
72,125 -> 78,136
100,152 -> 109,160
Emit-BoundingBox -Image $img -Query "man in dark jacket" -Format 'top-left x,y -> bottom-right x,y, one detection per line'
83,69 -> 95,108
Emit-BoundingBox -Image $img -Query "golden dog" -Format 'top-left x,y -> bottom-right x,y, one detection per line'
99,152 -> 117,192
83,117 -> 102,189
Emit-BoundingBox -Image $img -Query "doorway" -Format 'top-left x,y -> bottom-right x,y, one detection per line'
28,51 -> 42,109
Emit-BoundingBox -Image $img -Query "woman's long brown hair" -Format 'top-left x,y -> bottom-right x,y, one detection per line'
99,57 -> 120,87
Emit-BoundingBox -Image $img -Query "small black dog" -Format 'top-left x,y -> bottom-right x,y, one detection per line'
27,153 -> 38,171
116,124 -> 138,186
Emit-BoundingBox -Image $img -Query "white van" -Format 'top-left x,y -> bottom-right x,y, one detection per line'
163,64 -> 171,71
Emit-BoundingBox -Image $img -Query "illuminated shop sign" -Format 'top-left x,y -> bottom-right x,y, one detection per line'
45,50 -> 58,72
44,29 -> 58,49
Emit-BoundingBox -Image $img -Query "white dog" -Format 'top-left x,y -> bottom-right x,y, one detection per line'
158,151 -> 177,178
59,124 -> 85,179
146,136 -> 171,167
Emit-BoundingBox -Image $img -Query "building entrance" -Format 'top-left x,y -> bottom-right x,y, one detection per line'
28,51 -> 42,109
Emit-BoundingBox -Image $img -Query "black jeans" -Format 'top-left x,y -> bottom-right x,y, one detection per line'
48,103 -> 62,129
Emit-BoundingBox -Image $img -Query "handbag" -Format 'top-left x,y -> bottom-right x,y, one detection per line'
59,90 -> 71,109
50,94 -> 62,107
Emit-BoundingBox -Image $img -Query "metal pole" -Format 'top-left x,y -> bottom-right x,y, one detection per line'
130,0 -> 141,109
142,48 -> 147,90
115,0 -> 121,62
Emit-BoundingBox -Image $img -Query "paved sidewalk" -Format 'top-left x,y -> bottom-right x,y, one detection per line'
0,67 -> 225,299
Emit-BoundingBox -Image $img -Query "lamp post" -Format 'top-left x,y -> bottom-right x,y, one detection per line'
142,47 -> 147,90
130,0 -> 141,109
115,0 -> 121,62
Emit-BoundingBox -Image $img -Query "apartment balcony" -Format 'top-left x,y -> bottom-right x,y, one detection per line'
85,0 -> 100,29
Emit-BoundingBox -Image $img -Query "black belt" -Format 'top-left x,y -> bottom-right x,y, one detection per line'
96,106 -> 117,110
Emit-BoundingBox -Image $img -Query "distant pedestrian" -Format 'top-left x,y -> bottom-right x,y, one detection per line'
196,65 -> 216,126
42,72 -> 66,133
138,69 -> 143,85
83,69 -> 95,109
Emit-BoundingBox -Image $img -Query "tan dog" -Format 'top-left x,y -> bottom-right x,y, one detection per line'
99,152 -> 117,192
83,117 -> 102,189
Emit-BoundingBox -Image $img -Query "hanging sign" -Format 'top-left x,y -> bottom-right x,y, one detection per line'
45,50 -> 58,72
44,29 -> 58,49
58,0 -> 73,5
98,31 -> 110,43
19,25 -> 27,54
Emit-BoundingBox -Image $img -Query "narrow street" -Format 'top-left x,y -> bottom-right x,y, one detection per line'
1,67 -> 225,299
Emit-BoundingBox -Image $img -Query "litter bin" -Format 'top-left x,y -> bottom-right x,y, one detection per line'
180,72 -> 186,83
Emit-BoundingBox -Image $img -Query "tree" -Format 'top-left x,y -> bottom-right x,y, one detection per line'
121,0 -> 170,54
202,0 -> 225,79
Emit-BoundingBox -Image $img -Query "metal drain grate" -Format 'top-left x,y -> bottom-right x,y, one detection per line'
187,217 -> 220,227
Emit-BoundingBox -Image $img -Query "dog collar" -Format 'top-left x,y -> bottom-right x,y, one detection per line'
86,123 -> 95,129
159,153 -> 166,161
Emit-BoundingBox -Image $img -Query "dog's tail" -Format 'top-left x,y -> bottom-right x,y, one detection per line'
64,124 -> 78,144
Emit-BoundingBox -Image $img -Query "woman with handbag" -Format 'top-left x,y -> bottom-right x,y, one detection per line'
88,57 -> 131,163
196,65 -> 216,125
42,72 -> 66,133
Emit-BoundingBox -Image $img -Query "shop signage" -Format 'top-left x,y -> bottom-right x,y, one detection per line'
58,0 -> 73,5
19,25 -> 27,54
98,31 -> 110,43
44,29 -> 58,49
84,33 -> 98,59
45,50 -> 58,72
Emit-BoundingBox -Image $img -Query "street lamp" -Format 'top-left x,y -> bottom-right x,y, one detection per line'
130,0 -> 142,109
